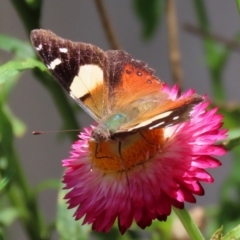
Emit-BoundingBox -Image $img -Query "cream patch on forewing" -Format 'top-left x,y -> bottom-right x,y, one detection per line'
127,110 -> 173,132
59,48 -> 68,53
70,64 -> 103,98
48,58 -> 61,69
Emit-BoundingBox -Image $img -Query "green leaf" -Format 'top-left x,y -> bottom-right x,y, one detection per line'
0,157 -> 8,170
132,0 -> 164,39
25,0 -> 42,9
0,168 -> 13,192
223,135 -> 240,151
92,230 -> 126,240
236,0 -> 240,16
210,226 -> 223,240
0,207 -> 19,226
3,105 -> 26,137
0,231 -> 3,240
0,176 -> 10,191
0,58 -> 46,84
0,34 -> 35,58
147,218 -> 172,240
0,74 -> 18,103
222,224 -> 240,240
0,77 -> 26,137
218,144 -> 240,228
0,103 -> 14,152
56,188 -> 92,240
0,70 -> 26,137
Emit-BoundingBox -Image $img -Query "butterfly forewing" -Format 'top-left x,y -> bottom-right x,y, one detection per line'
30,29 -> 109,121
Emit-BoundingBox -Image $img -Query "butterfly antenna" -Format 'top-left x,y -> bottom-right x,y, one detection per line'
32,129 -> 81,135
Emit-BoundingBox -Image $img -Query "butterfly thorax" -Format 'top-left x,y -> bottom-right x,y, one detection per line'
91,113 -> 129,143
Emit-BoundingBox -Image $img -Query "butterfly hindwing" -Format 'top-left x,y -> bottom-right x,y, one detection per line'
114,93 -> 203,135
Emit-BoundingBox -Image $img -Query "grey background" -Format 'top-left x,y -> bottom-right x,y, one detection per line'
0,1 -> 239,239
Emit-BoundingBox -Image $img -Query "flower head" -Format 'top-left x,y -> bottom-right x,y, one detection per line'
62,86 -> 227,234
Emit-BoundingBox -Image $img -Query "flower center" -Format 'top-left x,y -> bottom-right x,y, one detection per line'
88,129 -> 165,173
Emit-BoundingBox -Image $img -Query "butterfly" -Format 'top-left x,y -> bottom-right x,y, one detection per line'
30,29 -> 203,144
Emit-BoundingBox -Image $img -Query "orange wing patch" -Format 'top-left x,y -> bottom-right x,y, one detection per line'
121,63 -> 163,92
112,63 -> 165,107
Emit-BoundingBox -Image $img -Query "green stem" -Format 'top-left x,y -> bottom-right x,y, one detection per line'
7,185 -> 46,240
173,207 -> 205,240
94,0 -> 121,49
193,0 -> 225,102
166,0 -> 183,90
10,0 -> 41,34
0,104 -> 47,239
210,69 -> 225,101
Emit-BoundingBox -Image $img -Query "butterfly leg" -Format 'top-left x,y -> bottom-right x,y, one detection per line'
138,131 -> 161,157
91,143 -> 114,173
118,141 -> 130,186
138,131 -> 156,146
89,143 -> 99,171
94,143 -> 113,160
93,142 -> 130,186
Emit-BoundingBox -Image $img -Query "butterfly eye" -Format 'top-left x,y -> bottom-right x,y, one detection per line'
126,69 -> 131,74
137,71 -> 142,76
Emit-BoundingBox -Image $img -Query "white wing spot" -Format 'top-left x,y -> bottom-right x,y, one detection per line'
49,58 -> 61,69
149,121 -> 165,130
173,116 -> 179,120
59,48 -> 68,53
36,44 -> 42,51
127,110 -> 173,132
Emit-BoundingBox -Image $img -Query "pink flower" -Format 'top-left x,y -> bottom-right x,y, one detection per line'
62,86 -> 227,234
